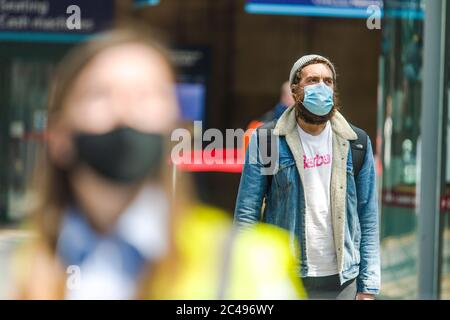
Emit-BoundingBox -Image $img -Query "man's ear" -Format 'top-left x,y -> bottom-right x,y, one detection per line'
290,83 -> 296,94
47,126 -> 76,169
291,84 -> 302,103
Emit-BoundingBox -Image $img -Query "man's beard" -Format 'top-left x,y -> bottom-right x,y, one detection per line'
295,94 -> 339,125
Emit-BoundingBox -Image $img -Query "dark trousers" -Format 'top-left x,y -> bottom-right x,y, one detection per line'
302,274 -> 357,300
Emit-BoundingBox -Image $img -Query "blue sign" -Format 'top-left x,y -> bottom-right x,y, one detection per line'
246,0 -> 424,19
0,0 -> 113,42
171,47 -> 210,122
176,83 -> 206,121
134,0 -> 160,8
246,0 -> 382,18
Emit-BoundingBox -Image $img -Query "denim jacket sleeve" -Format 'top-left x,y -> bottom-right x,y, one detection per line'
234,131 -> 269,228
355,137 -> 381,294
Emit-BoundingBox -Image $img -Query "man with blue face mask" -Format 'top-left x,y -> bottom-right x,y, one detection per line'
234,54 -> 380,300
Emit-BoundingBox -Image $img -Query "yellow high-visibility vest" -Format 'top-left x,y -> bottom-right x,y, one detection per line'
151,204 -> 306,299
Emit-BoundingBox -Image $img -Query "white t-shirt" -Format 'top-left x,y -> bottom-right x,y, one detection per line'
297,121 -> 338,277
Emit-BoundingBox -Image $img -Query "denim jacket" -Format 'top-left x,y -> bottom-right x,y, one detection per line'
234,107 -> 380,295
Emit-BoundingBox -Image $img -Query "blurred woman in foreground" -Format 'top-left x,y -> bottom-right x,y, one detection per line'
13,27 -> 178,299
12,26 -> 304,300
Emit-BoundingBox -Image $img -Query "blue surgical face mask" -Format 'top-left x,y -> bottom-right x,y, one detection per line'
302,82 -> 334,116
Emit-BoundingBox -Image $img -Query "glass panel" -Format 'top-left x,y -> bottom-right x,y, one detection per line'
440,0 -> 450,300
0,43 -> 72,223
7,59 -> 53,220
379,0 -> 424,299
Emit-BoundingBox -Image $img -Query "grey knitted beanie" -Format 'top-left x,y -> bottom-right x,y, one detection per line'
289,54 -> 337,86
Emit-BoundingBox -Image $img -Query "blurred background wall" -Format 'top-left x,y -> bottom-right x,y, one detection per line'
125,0 -> 381,212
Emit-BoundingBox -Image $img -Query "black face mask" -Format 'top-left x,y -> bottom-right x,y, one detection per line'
74,127 -> 164,184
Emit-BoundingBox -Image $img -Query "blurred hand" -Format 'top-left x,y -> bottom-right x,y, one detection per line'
356,293 -> 375,300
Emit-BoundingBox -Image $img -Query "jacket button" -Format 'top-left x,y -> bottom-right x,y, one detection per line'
340,186 -> 343,189
341,157 -> 344,160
